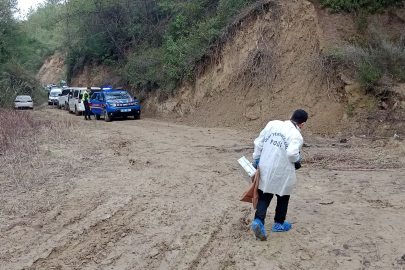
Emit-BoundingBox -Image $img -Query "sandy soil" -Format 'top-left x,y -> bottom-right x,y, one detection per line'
1,107 -> 405,270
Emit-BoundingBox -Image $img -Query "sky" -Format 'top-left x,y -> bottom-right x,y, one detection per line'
18,0 -> 45,14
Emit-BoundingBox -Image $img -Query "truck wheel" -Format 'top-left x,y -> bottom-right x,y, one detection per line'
104,109 -> 111,122
75,106 -> 80,116
135,111 -> 141,120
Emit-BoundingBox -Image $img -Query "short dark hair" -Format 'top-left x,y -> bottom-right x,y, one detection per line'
291,109 -> 308,124
87,86 -> 91,89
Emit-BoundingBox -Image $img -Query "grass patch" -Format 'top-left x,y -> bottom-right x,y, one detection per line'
321,34 -> 405,94
358,63 -> 383,91
0,109 -> 91,221
346,103 -> 355,115
319,0 -> 404,13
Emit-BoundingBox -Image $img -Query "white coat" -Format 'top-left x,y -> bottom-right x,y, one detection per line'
252,120 -> 303,196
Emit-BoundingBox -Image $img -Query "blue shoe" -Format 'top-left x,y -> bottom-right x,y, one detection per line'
252,219 -> 267,241
272,221 -> 292,232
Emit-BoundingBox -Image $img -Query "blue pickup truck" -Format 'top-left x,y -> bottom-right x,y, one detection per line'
89,89 -> 141,121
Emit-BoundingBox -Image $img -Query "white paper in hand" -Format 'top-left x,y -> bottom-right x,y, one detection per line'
237,156 -> 257,177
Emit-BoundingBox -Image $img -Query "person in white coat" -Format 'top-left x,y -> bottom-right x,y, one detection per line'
251,109 -> 308,241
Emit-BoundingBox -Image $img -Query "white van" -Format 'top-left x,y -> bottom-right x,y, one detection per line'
48,88 -> 62,105
68,87 -> 100,115
57,88 -> 73,110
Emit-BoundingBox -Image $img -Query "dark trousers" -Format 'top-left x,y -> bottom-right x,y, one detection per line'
84,101 -> 91,118
254,189 -> 290,224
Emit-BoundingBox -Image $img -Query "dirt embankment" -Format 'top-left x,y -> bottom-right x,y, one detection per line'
144,0 -> 344,136
69,64 -> 117,88
37,53 -> 67,85
141,0 -> 405,137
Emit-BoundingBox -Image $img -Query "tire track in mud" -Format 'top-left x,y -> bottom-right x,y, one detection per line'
26,181 -> 244,269
185,206 -> 253,270
16,109 -> 259,269
187,214 -> 225,270
27,195 -> 136,269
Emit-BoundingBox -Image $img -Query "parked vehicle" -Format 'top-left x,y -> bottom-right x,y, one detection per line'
14,95 -> 34,109
59,79 -> 68,88
57,88 -> 73,110
48,88 -> 62,105
68,87 -> 101,115
90,89 -> 140,121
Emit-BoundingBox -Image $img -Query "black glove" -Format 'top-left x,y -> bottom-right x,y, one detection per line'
294,162 -> 301,170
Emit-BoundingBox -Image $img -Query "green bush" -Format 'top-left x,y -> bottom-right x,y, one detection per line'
317,32 -> 405,94
323,46 -> 347,63
123,48 -> 173,92
116,0 -> 256,93
58,0 -> 259,93
103,59 -> 114,66
161,0 -> 255,83
346,102 -> 355,115
393,65 -> 405,81
323,33 -> 405,92
358,63 -> 382,90
320,0 -> 404,13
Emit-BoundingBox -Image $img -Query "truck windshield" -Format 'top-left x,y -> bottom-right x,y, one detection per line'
105,91 -> 131,100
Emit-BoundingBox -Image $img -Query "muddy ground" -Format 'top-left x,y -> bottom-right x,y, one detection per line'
1,107 -> 405,270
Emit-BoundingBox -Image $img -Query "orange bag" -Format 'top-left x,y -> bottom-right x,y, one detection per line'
240,167 -> 260,209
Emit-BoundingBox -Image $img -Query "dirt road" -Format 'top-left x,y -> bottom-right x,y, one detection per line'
1,108 -> 405,270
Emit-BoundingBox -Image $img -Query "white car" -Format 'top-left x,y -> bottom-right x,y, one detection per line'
68,87 -> 100,115
14,95 -> 34,109
57,88 -> 73,110
48,88 -> 62,105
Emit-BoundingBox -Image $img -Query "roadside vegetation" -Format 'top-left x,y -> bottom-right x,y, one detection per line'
0,0 -> 56,107
315,0 -> 405,115
323,32 -> 405,93
1,0 -> 261,106
320,0 -> 404,12
1,0 -> 404,107
0,109 -> 74,191
62,0 -> 260,93
0,109 -> 87,216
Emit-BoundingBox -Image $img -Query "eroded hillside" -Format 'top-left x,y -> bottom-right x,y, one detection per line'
37,0 -> 405,137
37,53 -> 67,85
139,0 -> 345,136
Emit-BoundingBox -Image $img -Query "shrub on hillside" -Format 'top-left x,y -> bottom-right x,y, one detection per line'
0,61 -> 46,108
64,0 -> 259,93
322,36 -> 405,93
358,63 -> 382,90
123,48 -> 174,93
320,0 -> 404,13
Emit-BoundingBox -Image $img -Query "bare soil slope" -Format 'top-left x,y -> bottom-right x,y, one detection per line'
1,108 -> 405,270
143,0 -> 346,136
37,53 -> 67,85
69,65 -> 117,88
